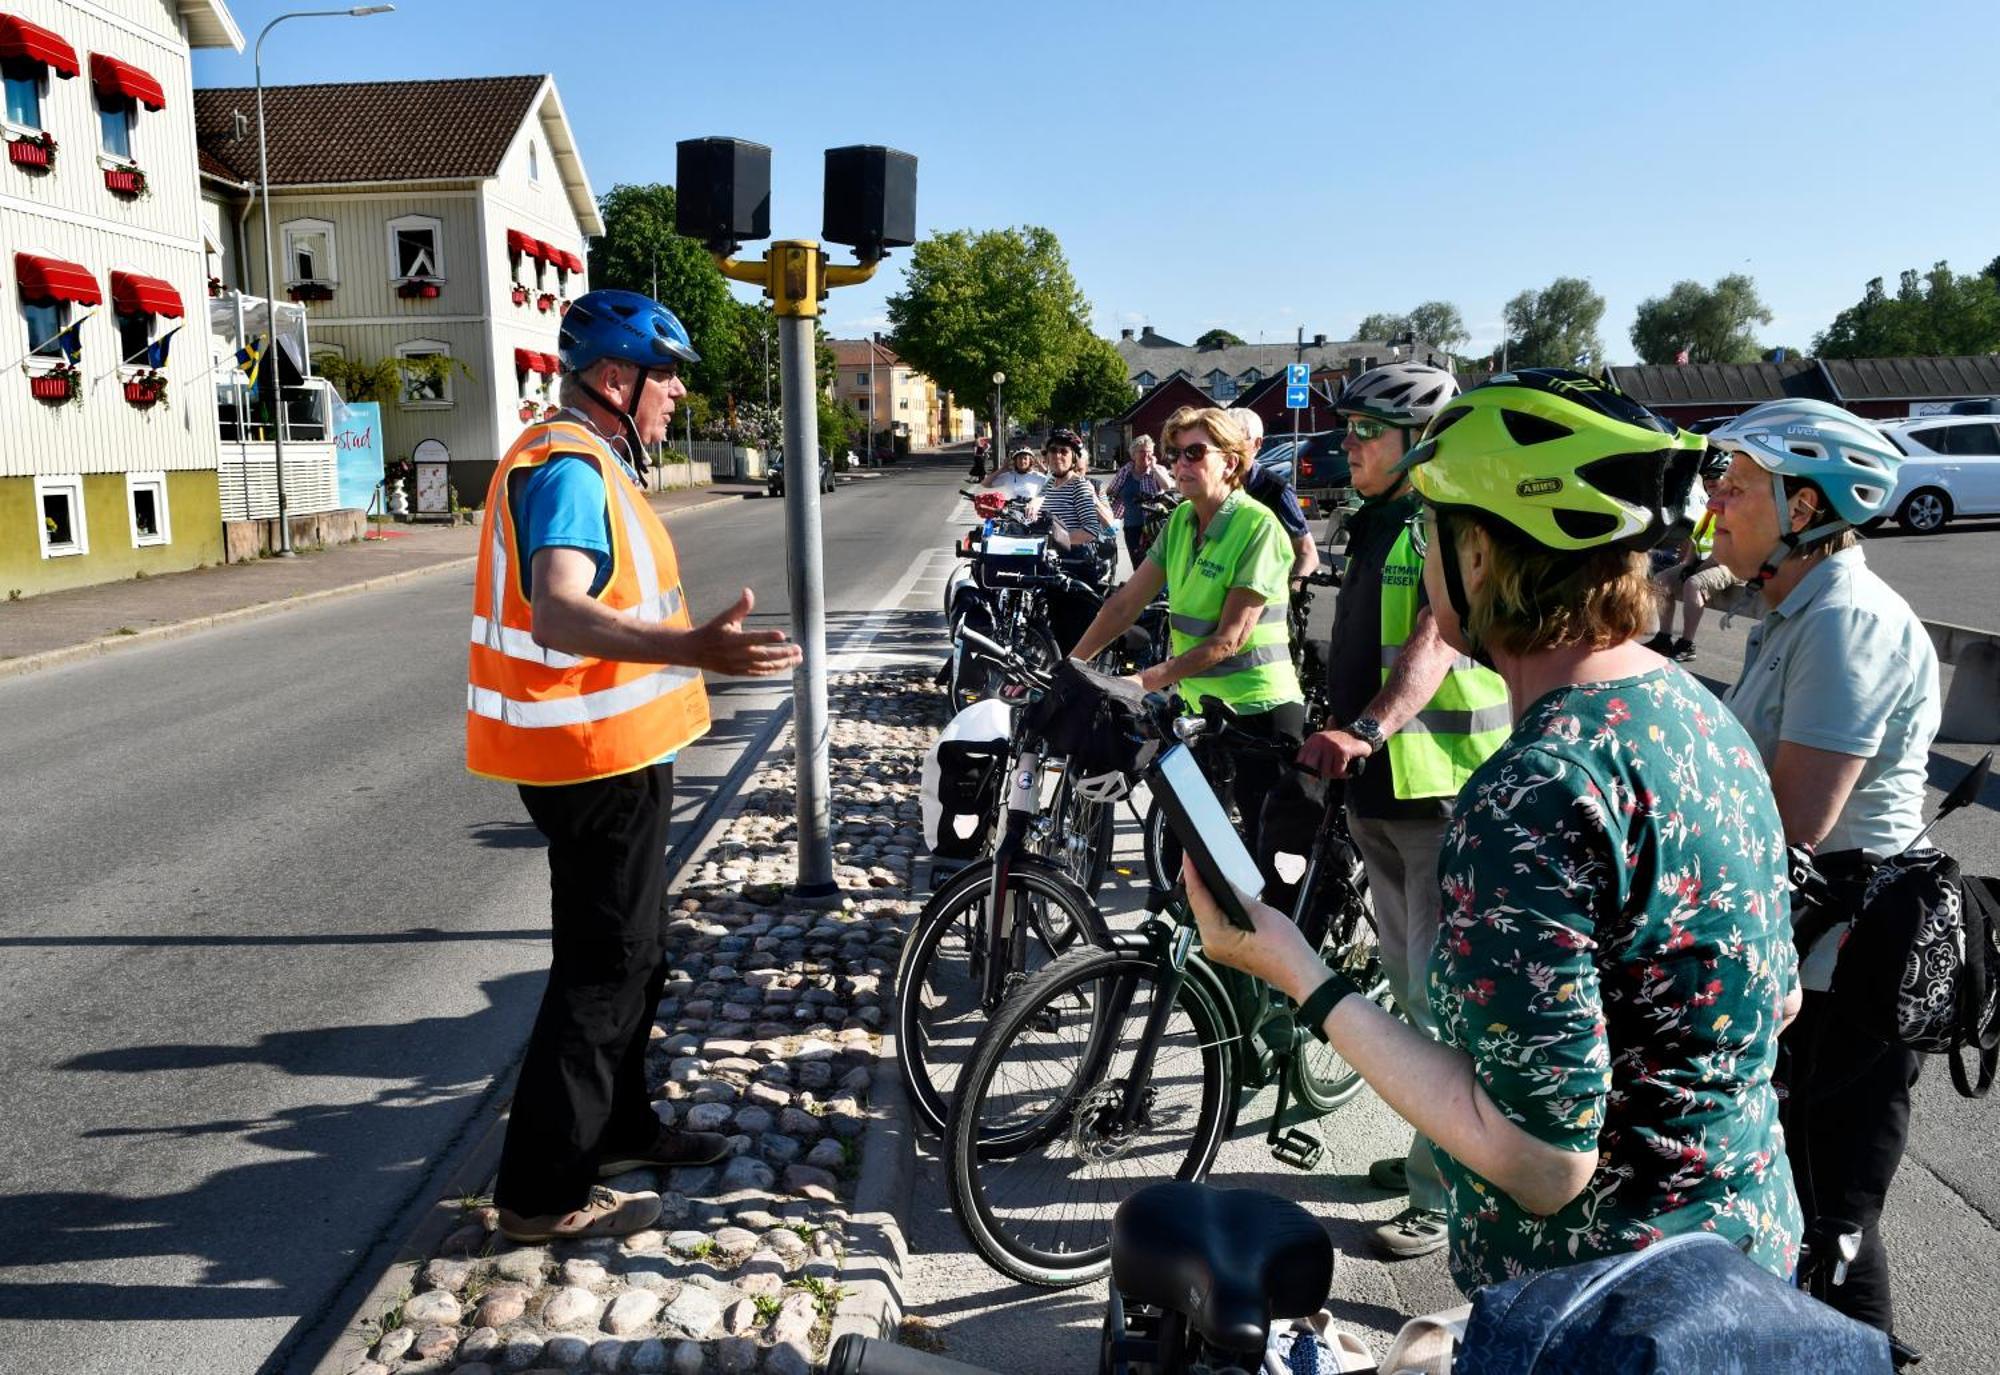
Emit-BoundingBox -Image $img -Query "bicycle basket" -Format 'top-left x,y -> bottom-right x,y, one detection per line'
974,533 -> 1048,588
1024,659 -> 1160,779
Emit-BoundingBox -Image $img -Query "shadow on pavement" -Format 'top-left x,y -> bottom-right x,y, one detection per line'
0,969 -> 541,1350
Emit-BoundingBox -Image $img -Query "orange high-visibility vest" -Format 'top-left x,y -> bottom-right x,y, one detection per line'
467,419 -> 710,785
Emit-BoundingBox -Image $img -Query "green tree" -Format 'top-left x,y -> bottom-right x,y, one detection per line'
590,182 -> 745,402
1194,328 -> 1246,349
1813,261 -> 2000,358
1406,300 -> 1470,353
1630,274 -> 1772,365
1354,311 -> 1409,342
1501,277 -> 1607,369
886,225 -> 1090,423
1047,334 -> 1136,427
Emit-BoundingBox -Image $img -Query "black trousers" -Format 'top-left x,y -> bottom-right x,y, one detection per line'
1779,989 -> 1920,1335
495,762 -> 675,1217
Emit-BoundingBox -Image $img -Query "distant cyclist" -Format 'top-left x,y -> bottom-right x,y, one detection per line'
1188,370 -> 1802,1293
1105,434 -> 1173,566
1645,448 -> 1738,660
982,444 -> 1047,503
1035,428 -> 1113,558
1707,399 -> 1938,1344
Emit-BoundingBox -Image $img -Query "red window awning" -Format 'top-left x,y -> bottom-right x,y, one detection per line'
560,251 -> 584,273
540,352 -> 563,374
15,252 -> 101,306
109,270 -> 183,319
89,53 -> 165,111
0,16 -> 80,78
513,347 -> 538,373
506,229 -> 533,256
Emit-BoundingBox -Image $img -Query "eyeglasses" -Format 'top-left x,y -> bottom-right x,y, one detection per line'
1165,442 -> 1219,465
1343,416 -> 1393,442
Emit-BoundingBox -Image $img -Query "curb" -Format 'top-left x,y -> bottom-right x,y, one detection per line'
0,492 -> 745,685
829,1031 -> 916,1350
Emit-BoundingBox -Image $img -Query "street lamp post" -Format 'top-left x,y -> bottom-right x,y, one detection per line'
992,370 -> 1006,467
254,5 -> 393,557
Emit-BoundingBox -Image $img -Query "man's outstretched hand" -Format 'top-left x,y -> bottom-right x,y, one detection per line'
686,589 -> 802,677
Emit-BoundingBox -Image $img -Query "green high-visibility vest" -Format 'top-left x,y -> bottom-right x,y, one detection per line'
1379,516 -> 1511,799
1153,490 -> 1303,713
1690,511 -> 1716,558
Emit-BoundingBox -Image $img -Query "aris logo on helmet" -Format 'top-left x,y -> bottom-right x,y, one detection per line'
1516,477 -> 1564,497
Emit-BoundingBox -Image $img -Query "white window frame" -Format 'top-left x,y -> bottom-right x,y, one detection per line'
20,295 -> 73,369
395,338 -> 454,409
126,471 -> 169,547
281,217 -> 338,287
96,90 -> 136,165
528,139 -> 540,183
2,59 -> 47,134
35,474 -> 87,559
386,213 -> 444,282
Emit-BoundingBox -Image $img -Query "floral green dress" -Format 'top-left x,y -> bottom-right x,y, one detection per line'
1427,667 -> 1802,1292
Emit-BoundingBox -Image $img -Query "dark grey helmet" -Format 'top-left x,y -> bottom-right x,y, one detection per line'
1338,362 -> 1459,428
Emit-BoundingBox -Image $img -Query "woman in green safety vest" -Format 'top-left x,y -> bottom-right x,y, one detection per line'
1071,404 -> 1304,874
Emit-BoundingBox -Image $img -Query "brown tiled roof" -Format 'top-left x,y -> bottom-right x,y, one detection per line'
829,338 -> 902,368
193,75 -> 545,185
1820,355 -> 2000,401
197,145 -> 246,184
1608,360 -> 1831,408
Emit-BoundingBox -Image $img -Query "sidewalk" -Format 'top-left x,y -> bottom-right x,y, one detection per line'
0,483 -> 753,675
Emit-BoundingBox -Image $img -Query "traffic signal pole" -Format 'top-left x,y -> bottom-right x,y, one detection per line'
715,241 -> 878,899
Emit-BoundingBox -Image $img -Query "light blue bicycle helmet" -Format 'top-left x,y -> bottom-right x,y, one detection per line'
1708,398 -> 1901,580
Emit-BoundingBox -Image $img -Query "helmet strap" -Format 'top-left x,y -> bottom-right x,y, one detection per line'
573,366 -> 656,479
1434,511 -> 1498,672
1749,474 -> 1848,587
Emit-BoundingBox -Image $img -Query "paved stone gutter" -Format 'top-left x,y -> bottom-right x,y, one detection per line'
344,669 -> 937,1375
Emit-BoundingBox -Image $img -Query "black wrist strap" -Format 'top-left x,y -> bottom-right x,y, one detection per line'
1296,970 -> 1359,1044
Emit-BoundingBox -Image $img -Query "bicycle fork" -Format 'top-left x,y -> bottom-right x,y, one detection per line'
979,753 -> 1043,1008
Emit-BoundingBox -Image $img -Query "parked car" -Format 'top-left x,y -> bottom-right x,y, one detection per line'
1255,431 -> 1350,520
766,452 -> 835,498
1874,416 -> 2000,533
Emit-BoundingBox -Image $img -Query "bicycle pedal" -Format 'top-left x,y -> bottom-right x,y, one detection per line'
1271,1126 -> 1324,1171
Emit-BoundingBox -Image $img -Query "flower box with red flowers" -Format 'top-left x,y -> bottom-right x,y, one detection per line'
123,372 -> 168,409
518,400 -> 538,422
8,132 -> 57,170
104,166 -> 147,197
397,278 -> 442,300
542,404 -> 560,421
511,284 -> 531,307
207,275 -> 224,298
287,281 -> 335,304
559,299 -> 571,316
536,292 -> 557,314
29,366 -> 80,404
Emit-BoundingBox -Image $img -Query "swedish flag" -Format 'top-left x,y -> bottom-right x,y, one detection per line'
51,319 -> 84,365
145,325 -> 181,370
234,334 -> 265,387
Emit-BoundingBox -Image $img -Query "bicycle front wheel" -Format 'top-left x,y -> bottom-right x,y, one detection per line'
1290,840 -> 1393,1113
944,943 -> 1236,1287
894,862 -> 1095,1137
1039,767 -> 1115,898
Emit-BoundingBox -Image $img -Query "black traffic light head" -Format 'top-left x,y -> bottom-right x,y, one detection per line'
675,138 -> 771,255
823,145 -> 916,261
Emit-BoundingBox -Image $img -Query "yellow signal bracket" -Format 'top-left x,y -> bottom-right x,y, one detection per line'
712,240 -> 879,319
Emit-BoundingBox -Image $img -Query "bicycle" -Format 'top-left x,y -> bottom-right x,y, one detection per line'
826,1178 -> 1342,1375
939,696 -> 1392,1288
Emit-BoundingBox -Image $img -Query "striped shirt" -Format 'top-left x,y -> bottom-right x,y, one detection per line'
1040,475 -> 1104,537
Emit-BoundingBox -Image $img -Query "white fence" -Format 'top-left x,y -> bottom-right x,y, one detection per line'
217,442 -> 340,521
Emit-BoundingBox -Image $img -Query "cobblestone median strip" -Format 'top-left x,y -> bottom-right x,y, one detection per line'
346,668 -> 937,1375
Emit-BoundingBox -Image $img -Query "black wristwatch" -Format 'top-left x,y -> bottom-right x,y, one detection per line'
1347,716 -> 1386,749
1296,970 -> 1361,1043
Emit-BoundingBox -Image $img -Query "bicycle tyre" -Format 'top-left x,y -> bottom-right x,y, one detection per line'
1040,767 -> 1114,899
894,861 -> 1096,1138
944,943 -> 1236,1287
1289,840 -> 1393,1114
1140,793 -> 1178,895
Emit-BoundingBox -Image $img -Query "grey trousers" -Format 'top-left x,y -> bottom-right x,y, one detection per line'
1347,808 -> 1453,1213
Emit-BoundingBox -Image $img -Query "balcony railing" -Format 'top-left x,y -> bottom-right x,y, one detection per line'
214,377 -> 332,444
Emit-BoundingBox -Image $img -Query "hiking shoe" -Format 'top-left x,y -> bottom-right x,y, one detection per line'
596,1128 -> 731,1178
1670,637 -> 1698,661
1372,1207 -> 1449,1260
1642,631 -> 1675,655
1366,1157 -> 1409,1193
497,1186 -> 661,1243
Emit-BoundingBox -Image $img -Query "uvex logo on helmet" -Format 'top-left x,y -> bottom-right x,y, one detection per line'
1516,476 -> 1564,497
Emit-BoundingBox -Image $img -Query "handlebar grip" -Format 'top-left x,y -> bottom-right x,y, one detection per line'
824,1335 -> 1001,1375
957,626 -> 1012,663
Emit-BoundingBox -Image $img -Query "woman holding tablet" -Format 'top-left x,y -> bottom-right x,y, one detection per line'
1070,404 -> 1303,873
1184,370 -> 1802,1293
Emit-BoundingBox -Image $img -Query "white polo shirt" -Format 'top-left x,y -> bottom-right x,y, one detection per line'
1722,547 -> 1940,859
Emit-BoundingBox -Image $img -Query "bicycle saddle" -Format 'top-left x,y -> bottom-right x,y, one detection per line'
1110,1181 -> 1335,1353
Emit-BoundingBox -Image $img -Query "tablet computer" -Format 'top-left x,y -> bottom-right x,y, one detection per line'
1147,743 -> 1265,932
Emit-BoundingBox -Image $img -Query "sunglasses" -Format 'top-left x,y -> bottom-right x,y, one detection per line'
1343,416 -> 1393,442
1165,442 -> 1221,465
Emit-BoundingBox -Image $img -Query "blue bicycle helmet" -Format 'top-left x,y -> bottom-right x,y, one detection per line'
557,289 -> 701,374
1708,398 -> 1901,581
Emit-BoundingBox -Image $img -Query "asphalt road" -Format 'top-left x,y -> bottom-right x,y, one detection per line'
0,457 -> 968,1374
901,507 -> 2000,1372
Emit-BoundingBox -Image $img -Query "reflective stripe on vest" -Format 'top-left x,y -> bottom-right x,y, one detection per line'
1158,492 -> 1302,712
466,420 -> 710,785
1378,517 -> 1509,800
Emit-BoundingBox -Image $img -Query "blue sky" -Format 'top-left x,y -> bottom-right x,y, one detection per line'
197,0 -> 2000,362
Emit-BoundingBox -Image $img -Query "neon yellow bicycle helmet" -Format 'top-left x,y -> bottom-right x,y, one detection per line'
1397,368 -> 1698,552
